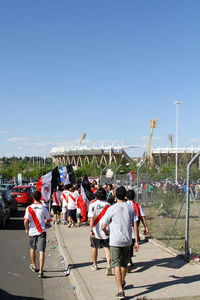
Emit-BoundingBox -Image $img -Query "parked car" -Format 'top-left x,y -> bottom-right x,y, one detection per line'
11,185 -> 33,206
0,194 -> 10,229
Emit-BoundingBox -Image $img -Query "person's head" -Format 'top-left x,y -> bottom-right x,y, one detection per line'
103,183 -> 108,190
33,190 -> 41,202
70,187 -> 75,192
115,186 -> 126,201
96,188 -> 106,201
64,184 -> 72,190
74,184 -> 80,190
107,184 -> 113,191
58,185 -> 63,191
126,189 -> 135,201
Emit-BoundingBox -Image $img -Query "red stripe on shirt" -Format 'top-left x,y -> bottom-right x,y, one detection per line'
54,192 -> 60,206
93,204 -> 110,227
68,193 -> 76,202
28,206 -> 43,234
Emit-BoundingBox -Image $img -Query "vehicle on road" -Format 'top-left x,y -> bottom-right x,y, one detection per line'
0,194 -> 10,228
11,185 -> 33,206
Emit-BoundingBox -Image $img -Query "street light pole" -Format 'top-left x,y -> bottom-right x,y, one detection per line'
174,101 -> 182,184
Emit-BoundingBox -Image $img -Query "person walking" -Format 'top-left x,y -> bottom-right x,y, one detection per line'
101,186 -> 139,299
51,186 -> 62,224
126,189 -> 148,271
24,190 -> 50,278
88,188 -> 112,275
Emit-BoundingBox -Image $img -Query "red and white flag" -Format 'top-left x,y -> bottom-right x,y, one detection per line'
36,167 -> 60,202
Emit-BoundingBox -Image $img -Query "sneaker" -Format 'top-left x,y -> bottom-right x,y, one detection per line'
38,271 -> 44,278
116,291 -> 125,299
68,222 -> 72,228
56,221 -> 59,224
52,220 -> 55,224
77,221 -> 80,227
106,266 -> 112,276
30,264 -> 37,272
91,265 -> 98,271
127,263 -> 132,273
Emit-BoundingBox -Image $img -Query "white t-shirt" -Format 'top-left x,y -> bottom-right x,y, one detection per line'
24,203 -> 50,236
126,200 -> 144,238
88,199 -> 110,240
102,202 -> 138,247
67,192 -> 78,210
61,190 -> 70,208
52,191 -> 62,206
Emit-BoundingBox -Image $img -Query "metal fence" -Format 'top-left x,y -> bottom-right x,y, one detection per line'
100,161 -> 200,261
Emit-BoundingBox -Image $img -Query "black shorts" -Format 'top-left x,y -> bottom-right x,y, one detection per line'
52,206 -> 62,214
30,232 -> 46,252
67,209 -> 76,221
90,237 -> 109,249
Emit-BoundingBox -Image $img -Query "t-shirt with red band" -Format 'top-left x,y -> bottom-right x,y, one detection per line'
52,191 -> 62,206
126,200 -> 145,239
24,203 -> 50,236
88,199 -> 110,240
61,190 -> 70,208
67,192 -> 78,210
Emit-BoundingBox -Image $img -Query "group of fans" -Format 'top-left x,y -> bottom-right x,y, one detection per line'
49,180 -> 148,299
24,178 -> 148,299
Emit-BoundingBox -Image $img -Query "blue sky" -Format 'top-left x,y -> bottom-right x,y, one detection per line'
0,0 -> 200,158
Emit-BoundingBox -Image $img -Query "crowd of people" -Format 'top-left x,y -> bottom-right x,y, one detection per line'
24,179 -> 149,300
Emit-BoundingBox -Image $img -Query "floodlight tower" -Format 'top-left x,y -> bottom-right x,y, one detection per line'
147,119 -> 158,165
174,101 -> 182,184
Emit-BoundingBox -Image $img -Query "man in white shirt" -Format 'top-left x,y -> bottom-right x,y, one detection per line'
67,187 -> 78,227
51,186 -> 62,224
24,191 -> 50,278
88,188 -> 111,275
60,185 -> 70,224
102,186 -> 139,300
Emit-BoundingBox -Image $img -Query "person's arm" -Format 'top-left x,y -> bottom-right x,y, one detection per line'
24,219 -> 29,235
141,216 -> 148,235
101,223 -> 109,236
89,217 -> 96,238
133,221 -> 139,252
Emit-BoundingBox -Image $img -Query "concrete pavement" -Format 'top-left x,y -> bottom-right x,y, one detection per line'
55,223 -> 200,300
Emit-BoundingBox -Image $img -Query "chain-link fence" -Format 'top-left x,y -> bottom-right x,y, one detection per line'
100,167 -> 200,260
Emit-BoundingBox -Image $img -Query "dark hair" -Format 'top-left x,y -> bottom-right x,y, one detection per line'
64,184 -> 72,190
33,191 -> 41,202
115,186 -> 126,200
96,188 -> 106,200
126,189 -> 135,200
58,185 -> 63,191
108,184 -> 113,190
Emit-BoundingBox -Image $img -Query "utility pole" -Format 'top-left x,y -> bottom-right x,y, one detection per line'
174,101 -> 182,184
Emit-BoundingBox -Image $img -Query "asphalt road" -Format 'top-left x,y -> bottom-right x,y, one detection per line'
0,207 -> 77,300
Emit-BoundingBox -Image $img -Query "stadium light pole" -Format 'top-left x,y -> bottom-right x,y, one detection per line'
174,101 -> 182,184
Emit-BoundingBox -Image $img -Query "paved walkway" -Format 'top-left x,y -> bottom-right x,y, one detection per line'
55,223 -> 200,300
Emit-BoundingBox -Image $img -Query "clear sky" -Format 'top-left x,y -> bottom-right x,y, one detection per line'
0,0 -> 200,158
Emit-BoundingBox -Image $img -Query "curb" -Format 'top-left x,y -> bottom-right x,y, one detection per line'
55,224 -> 94,300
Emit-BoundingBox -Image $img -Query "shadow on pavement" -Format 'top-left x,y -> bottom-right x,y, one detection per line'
133,274 -> 200,299
0,289 -> 43,300
134,255 -> 186,273
5,209 -> 25,231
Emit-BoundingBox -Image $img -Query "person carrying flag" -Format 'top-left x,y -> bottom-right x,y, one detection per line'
51,185 -> 62,224
24,191 -> 51,278
88,188 -> 112,275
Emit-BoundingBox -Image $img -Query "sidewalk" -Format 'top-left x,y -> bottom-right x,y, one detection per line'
55,223 -> 200,300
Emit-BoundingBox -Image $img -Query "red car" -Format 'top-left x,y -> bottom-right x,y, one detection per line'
11,186 -> 33,205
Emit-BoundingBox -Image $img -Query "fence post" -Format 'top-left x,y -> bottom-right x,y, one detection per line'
185,151 -> 200,262
136,160 -> 146,203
